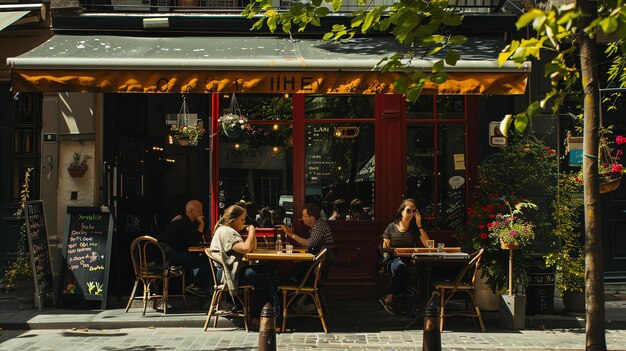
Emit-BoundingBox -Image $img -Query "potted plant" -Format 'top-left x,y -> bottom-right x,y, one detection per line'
488,198 -> 536,330
218,113 -> 248,139
169,124 -> 206,146
1,168 -> 34,300
545,172 -> 585,312
67,152 -> 92,178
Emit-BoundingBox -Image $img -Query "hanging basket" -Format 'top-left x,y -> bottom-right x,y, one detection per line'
174,135 -> 195,146
600,174 -> 622,194
222,124 -> 244,139
68,168 -> 87,178
500,239 -> 519,250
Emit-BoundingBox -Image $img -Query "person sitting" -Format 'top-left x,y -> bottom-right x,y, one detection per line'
209,204 -> 280,324
328,198 -> 348,221
257,207 -> 273,228
281,202 -> 335,312
379,198 -> 430,315
160,199 -> 211,297
271,206 -> 287,226
349,198 -> 370,220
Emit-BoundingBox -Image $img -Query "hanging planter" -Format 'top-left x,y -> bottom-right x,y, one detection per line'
500,240 -> 519,250
600,173 -> 622,194
218,93 -> 248,139
168,94 -> 204,146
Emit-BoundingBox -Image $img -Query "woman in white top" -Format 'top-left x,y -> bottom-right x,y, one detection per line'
209,205 -> 279,320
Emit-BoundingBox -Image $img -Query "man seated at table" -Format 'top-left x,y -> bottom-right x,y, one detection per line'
160,199 -> 211,297
281,202 -> 335,311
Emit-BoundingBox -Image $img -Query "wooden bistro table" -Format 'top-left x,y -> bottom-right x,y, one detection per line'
245,250 -> 313,262
390,247 -> 470,327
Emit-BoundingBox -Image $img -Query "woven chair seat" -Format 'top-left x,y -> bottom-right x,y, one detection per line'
433,282 -> 473,290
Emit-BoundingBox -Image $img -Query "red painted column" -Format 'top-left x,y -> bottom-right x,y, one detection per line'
291,94 -> 305,230
375,94 -> 407,224
210,92 -> 220,230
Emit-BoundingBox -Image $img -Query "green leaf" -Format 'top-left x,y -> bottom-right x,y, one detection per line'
332,0 -> 342,12
526,101 -> 541,118
499,114 -> 513,137
282,21 -> 292,34
445,50 -> 460,66
429,71 -> 448,84
251,17 -> 265,30
322,32 -> 334,41
406,84 -> 424,102
312,0 -> 322,6
599,16 -> 618,34
448,35 -> 467,45
514,113 -> 529,133
432,59 -> 444,73
498,40 -> 519,67
267,14 -> 278,32
315,6 -> 329,17
516,9 -> 545,29
427,46 -> 443,56
394,76 -> 409,93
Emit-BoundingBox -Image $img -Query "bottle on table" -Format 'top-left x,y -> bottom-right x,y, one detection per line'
275,233 -> 283,253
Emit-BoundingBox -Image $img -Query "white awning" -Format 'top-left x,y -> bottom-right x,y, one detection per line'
0,11 -> 28,32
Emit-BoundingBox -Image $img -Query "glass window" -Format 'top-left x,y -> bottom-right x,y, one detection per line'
304,123 -> 375,220
218,124 -> 293,226
407,125 -> 435,228
305,95 -> 374,119
220,94 -> 292,121
436,124 -> 467,230
436,96 -> 465,120
406,96 -> 435,119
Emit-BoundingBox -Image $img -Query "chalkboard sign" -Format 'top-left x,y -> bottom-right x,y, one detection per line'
24,200 -> 55,310
60,206 -> 113,309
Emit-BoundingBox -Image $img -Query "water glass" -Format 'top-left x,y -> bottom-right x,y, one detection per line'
285,244 -> 293,254
437,242 -> 445,253
426,240 -> 435,249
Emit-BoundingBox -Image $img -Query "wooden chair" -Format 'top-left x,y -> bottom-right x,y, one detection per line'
428,248 -> 485,332
203,249 -> 254,331
125,235 -> 188,315
279,248 -> 329,333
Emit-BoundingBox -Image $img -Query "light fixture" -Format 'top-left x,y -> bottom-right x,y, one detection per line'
143,17 -> 169,29
234,143 -> 241,150
334,126 -> 360,139
272,146 -> 279,154
168,135 -> 174,144
272,124 -> 279,131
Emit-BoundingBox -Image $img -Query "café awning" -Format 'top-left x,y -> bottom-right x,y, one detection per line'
7,34 -> 530,95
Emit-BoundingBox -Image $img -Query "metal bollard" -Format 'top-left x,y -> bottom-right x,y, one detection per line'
422,301 -> 441,351
258,301 -> 276,351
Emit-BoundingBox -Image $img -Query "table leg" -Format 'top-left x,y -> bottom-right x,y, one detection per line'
406,264 -> 433,328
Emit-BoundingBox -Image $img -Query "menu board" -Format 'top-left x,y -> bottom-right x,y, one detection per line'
60,206 -> 113,309
305,126 -> 335,184
24,200 -> 55,310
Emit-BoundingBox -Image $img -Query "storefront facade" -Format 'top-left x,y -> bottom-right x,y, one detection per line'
7,32 -> 532,298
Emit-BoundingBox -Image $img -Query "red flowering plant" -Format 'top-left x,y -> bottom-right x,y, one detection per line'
572,127 -> 626,187
458,133 -> 558,292
488,199 -> 536,249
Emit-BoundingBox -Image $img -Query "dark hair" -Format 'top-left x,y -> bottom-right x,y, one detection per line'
272,206 -> 286,226
214,205 -> 246,234
304,202 -> 321,221
245,200 -> 258,216
258,207 -> 272,227
394,198 -> 417,223
350,198 -> 364,219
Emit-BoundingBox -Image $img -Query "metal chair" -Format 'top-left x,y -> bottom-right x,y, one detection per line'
279,248 -> 329,333
203,249 -> 254,331
125,235 -> 188,315
428,248 -> 485,332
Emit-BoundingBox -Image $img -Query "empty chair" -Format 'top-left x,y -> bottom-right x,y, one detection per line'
204,249 -> 254,331
125,235 -> 188,315
279,248 -> 329,333
428,248 -> 486,332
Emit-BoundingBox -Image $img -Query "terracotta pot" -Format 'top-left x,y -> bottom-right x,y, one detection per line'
500,240 -> 519,250
67,168 -> 87,177
600,174 -> 621,194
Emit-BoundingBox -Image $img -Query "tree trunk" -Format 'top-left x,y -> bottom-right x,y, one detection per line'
577,0 -> 606,349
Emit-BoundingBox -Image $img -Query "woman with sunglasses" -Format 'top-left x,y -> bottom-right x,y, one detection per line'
379,198 -> 430,315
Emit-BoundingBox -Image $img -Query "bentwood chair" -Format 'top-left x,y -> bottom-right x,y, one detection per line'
126,235 -> 188,315
428,248 -> 485,332
279,248 -> 329,333
204,249 -> 254,331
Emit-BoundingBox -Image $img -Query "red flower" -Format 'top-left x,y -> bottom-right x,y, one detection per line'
548,149 -> 556,155
480,233 -> 488,240
616,136 -> 625,145
611,164 -> 623,173
479,224 -> 485,229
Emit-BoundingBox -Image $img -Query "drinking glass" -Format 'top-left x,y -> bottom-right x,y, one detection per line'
426,240 -> 435,249
437,242 -> 445,252
285,244 -> 293,254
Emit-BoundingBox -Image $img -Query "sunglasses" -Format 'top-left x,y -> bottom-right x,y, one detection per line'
404,208 -> 418,214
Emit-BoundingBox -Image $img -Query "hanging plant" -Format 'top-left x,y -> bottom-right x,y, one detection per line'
170,124 -> 205,146
219,93 -> 248,139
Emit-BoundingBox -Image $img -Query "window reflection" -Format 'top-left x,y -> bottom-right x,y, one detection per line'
304,123 -> 375,220
407,126 -> 435,228
220,94 -> 292,121
305,95 -> 374,119
218,124 -> 293,225
436,124 -> 467,230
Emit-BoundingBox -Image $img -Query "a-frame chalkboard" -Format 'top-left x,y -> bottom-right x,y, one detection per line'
59,206 -> 113,310
24,200 -> 55,311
